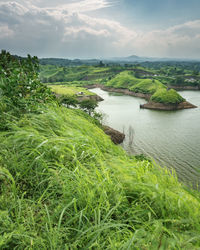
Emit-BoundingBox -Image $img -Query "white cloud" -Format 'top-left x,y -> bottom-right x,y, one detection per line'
132,20 -> 200,58
56,0 -> 112,13
0,24 -> 14,38
0,0 -> 200,59
0,0 -> 135,57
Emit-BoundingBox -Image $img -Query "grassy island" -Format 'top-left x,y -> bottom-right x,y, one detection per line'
103,71 -> 196,109
151,89 -> 185,104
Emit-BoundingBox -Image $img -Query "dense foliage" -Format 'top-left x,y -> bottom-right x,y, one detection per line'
151,89 -> 185,104
41,64 -> 189,105
0,50 -> 55,130
39,59 -> 200,90
40,64 -> 111,83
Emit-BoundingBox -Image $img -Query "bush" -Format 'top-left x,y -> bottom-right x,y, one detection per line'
0,50 -> 55,130
151,89 -> 185,104
79,99 -> 98,115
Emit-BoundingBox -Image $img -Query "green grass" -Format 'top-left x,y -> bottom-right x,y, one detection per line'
105,71 -> 187,104
1,103 -> 200,248
90,67 -> 110,73
40,65 -> 113,83
48,85 -> 95,96
106,71 -> 140,88
105,71 -> 166,94
151,89 -> 185,104
130,79 -> 166,94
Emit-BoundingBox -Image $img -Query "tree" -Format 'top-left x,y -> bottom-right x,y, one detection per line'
59,95 -> 78,108
174,76 -> 184,86
134,71 -> 140,78
0,50 -> 55,129
79,99 -> 98,115
99,61 -> 105,67
192,70 -> 199,76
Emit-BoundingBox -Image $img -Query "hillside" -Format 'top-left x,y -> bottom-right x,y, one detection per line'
1,51 -> 200,248
1,103 -> 200,248
104,71 -> 189,106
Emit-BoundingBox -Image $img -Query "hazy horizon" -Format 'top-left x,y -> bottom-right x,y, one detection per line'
1,0 -> 200,59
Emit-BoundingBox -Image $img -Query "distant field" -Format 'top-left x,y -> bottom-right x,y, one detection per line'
39,62 -> 199,105
48,85 -> 95,96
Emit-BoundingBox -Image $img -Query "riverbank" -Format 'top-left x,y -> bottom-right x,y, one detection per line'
85,84 -> 197,110
170,85 -> 200,91
102,125 -> 125,144
85,84 -> 151,99
77,94 -> 103,102
140,100 -> 197,110
90,87 -> 200,187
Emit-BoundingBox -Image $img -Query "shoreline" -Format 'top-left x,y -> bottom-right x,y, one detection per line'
140,101 -> 197,110
85,84 -> 197,111
169,85 -> 200,91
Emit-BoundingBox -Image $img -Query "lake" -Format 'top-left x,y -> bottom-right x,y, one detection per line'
91,88 -> 200,187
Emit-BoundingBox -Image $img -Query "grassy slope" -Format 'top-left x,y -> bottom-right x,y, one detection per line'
106,71 -> 141,88
40,65 -> 112,83
105,71 -> 187,104
130,79 -> 166,94
151,89 -> 185,104
48,85 -> 95,96
106,71 -> 166,93
1,104 -> 200,249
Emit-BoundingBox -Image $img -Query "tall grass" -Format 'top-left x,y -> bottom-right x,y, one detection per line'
1,104 -> 200,248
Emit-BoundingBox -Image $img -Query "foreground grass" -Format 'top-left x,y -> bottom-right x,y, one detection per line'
1,103 -> 200,249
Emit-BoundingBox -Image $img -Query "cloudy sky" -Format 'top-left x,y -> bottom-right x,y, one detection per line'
0,0 -> 200,59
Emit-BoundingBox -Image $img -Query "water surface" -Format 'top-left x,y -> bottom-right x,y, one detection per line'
91,88 -> 200,187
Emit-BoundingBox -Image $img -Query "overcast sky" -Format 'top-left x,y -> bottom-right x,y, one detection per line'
0,0 -> 200,59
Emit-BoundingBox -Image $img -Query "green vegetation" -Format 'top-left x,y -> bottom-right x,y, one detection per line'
0,50 -> 55,130
151,89 -> 185,104
105,71 -> 167,95
43,65 -> 188,104
130,79 -> 166,94
1,51 -> 200,248
79,99 -> 98,115
106,71 -> 140,88
48,85 -> 95,96
39,59 -> 200,98
40,64 -> 112,83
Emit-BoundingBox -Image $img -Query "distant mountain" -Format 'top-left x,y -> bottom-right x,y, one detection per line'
108,55 -> 199,62
39,55 -> 200,66
111,55 -> 142,62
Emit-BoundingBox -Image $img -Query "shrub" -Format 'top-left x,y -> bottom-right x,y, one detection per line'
151,89 -> 185,104
0,50 -> 55,130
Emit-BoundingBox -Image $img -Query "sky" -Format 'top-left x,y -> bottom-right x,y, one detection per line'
0,0 -> 200,59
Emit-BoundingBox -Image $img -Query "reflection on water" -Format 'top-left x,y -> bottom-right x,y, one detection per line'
91,88 -> 200,187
